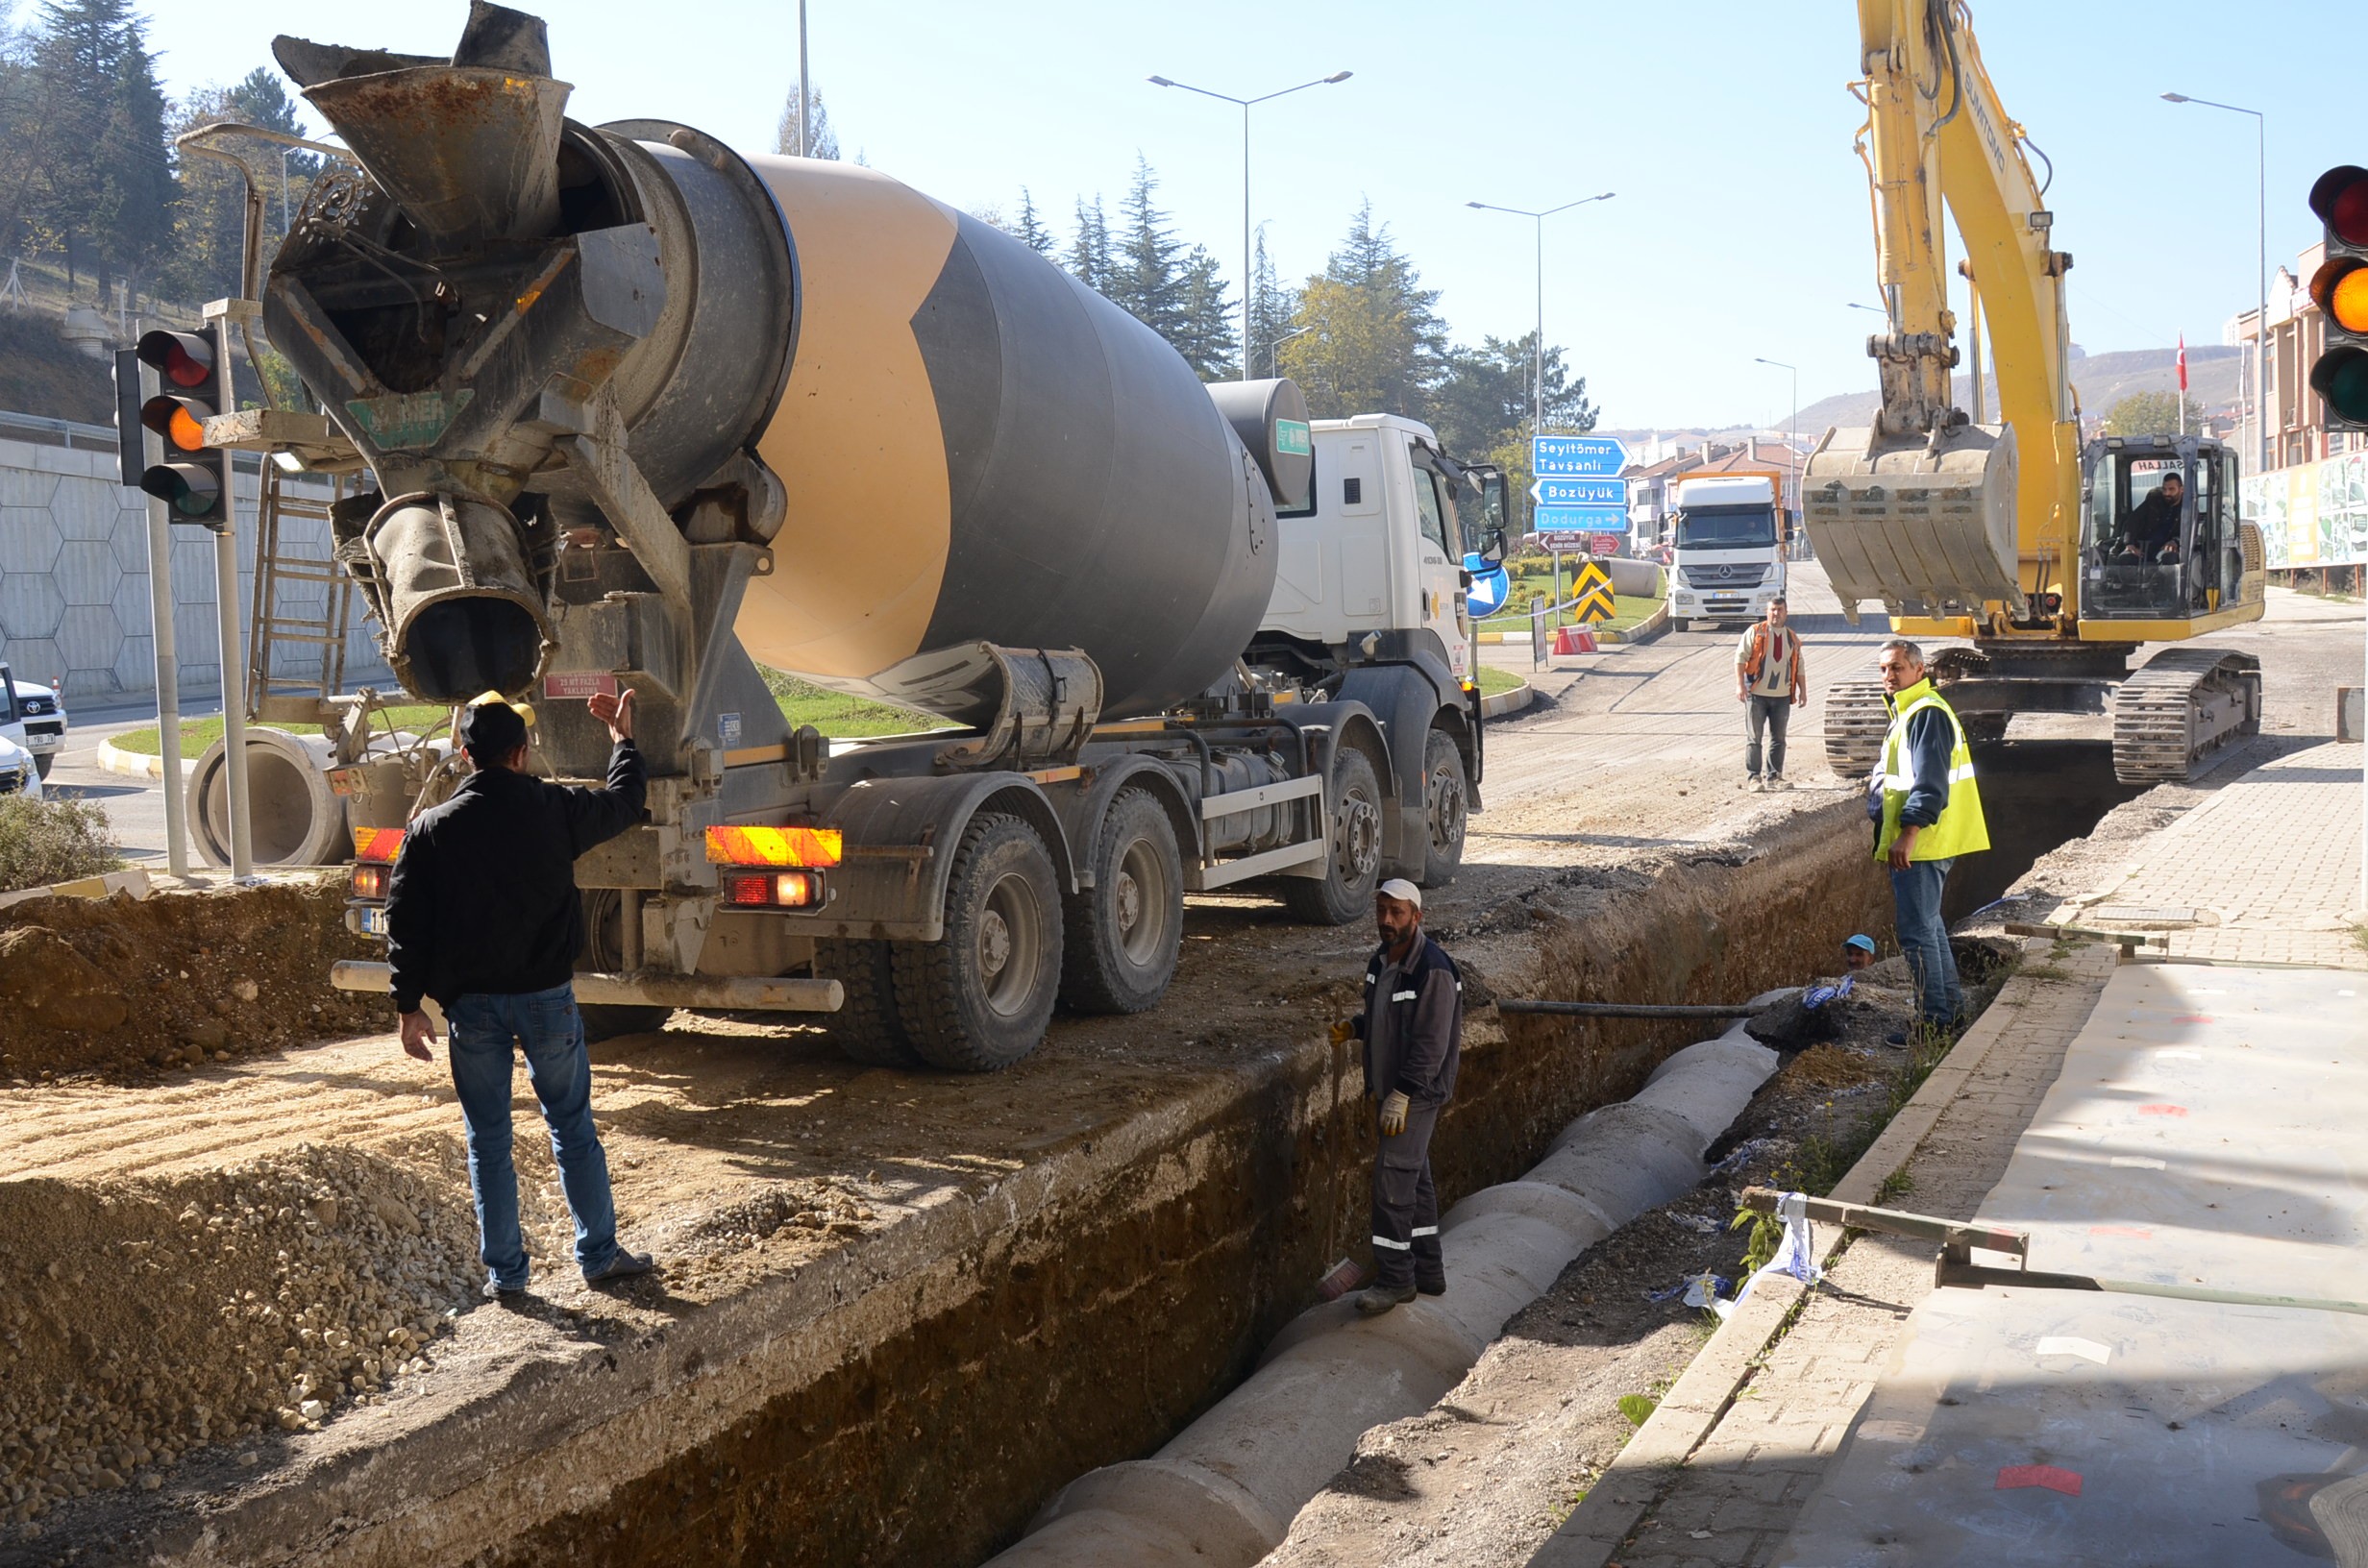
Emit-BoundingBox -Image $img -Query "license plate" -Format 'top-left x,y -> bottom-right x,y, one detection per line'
349,904 -> 389,937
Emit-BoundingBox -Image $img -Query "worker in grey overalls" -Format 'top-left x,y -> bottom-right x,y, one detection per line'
1336,877 -> 1465,1315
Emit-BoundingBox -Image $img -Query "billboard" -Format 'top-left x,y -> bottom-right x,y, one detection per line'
2242,453 -> 2368,568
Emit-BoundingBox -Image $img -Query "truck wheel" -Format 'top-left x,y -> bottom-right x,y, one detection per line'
1418,728 -> 1468,889
1060,789 -> 1182,1015
892,814 -> 1063,1071
1283,746 -> 1384,926
579,1004 -> 671,1042
816,938 -> 925,1068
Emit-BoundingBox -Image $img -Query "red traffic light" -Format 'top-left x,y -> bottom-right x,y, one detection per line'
2309,166 -> 2368,249
139,459 -> 223,518
136,330 -> 214,390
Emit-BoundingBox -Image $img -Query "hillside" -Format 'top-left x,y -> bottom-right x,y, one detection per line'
1792,344 -> 2241,434
0,313 -> 117,426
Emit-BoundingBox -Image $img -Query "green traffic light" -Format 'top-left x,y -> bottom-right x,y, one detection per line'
2309,347 -> 2368,424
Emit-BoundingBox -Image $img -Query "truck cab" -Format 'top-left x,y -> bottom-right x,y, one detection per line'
0,664 -> 66,779
1259,414 -> 1503,683
1667,474 -> 1787,630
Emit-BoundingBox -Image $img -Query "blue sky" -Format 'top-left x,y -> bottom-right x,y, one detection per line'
134,1 -> 2353,430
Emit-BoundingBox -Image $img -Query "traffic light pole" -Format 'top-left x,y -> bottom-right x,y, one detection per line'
145,495 -> 189,878
207,308 -> 253,880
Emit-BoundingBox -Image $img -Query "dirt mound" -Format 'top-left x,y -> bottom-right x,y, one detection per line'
0,877 -> 387,1083
0,1143 -> 480,1528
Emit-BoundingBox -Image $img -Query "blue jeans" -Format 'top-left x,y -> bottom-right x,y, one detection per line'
1889,857 -> 1961,1025
446,984 -> 621,1286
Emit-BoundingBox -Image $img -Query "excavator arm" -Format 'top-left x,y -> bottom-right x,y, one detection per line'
1807,0 -> 2071,628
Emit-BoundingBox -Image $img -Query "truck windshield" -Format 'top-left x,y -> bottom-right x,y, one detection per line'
1674,505 -> 1776,550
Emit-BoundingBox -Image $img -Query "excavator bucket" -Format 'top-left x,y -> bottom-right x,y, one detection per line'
1803,422 -> 2023,625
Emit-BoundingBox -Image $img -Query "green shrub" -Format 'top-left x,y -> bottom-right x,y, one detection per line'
0,795 -> 121,894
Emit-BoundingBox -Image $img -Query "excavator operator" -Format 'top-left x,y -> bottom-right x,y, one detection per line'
2117,472 -> 2184,563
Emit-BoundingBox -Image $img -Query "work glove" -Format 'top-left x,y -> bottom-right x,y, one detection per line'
1329,1018 -> 1355,1046
1379,1090 -> 1410,1138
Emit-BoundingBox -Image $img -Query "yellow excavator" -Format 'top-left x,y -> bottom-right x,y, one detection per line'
1807,0 -> 2264,783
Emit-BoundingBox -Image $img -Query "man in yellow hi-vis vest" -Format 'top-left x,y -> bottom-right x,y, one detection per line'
1867,639 -> 1989,1034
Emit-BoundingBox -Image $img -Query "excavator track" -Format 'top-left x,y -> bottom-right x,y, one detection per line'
2110,647 -> 2262,784
1822,678 -> 1891,777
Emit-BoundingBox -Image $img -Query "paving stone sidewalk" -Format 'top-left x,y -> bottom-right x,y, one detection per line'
2068,741 -> 2365,969
1531,942 -> 2118,1568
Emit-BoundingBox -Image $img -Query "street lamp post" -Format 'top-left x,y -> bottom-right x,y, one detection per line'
1755,356 -> 1798,554
1270,321 -> 1315,377
1467,194 -> 1616,442
2163,92 -> 2266,472
1149,69 -> 1353,380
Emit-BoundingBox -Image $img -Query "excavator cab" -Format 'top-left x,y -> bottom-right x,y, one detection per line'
2079,436 -> 2246,623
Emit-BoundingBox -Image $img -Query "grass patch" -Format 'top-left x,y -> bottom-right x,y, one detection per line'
0,796 -> 121,894
113,674 -> 950,758
1616,1392 -> 1659,1428
1473,665 -> 1524,698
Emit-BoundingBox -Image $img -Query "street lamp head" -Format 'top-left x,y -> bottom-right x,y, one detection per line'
1596,191 -> 1616,201
1148,75 -> 1173,86
2160,92 -> 2189,103
1324,71 -> 1353,84
1466,200 -> 1487,208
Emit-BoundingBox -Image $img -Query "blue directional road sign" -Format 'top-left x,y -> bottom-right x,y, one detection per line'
1535,478 -> 1625,507
1532,435 -> 1630,478
1535,505 -> 1629,536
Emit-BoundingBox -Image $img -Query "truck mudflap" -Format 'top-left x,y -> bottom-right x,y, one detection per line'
328,961 -> 843,1012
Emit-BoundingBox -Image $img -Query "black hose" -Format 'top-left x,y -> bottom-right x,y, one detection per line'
1498,1000 -> 1762,1019
2023,134 -> 2055,198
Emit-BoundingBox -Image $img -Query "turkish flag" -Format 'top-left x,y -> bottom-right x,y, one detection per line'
2177,333 -> 2188,391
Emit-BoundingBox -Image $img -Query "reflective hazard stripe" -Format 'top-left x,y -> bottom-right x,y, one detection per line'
1392,990 -> 1418,1002
1949,762 -> 1977,782
1411,1226 -> 1439,1237
1363,974 -> 1374,987
1372,1236 -> 1412,1250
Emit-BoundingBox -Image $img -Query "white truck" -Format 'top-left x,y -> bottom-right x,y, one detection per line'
1666,474 -> 1788,630
0,663 -> 66,780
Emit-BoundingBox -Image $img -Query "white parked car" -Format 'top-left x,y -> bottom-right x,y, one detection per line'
0,732 -> 43,800
0,664 -> 65,780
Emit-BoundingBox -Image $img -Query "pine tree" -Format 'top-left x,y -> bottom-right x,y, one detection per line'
1110,154 -> 1183,337
1283,203 -> 1445,420
29,0 -> 149,288
1170,244 -> 1236,380
772,85 -> 841,159
90,25 -> 171,283
1246,228 -> 1295,379
1013,187 -> 1053,255
1066,196 -> 1110,292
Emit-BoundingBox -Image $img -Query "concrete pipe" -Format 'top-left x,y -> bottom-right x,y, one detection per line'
188,726 -> 348,870
989,1026 -> 1780,1568
1604,555 -> 1664,599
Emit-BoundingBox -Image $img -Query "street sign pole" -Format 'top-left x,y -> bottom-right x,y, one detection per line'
206,306 -> 252,879
114,348 -> 188,877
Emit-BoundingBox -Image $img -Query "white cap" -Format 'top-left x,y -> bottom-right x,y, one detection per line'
1376,877 -> 1422,909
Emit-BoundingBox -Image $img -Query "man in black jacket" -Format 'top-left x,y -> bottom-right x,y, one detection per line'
387,688 -> 654,1294
1334,877 -> 1464,1316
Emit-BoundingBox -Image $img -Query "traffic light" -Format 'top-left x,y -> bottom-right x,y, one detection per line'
134,329 -> 229,527
2307,165 -> 2368,430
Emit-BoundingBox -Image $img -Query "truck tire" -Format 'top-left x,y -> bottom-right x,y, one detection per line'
1418,727 -> 1468,890
892,814 -> 1063,1071
816,938 -> 925,1068
1059,788 -> 1182,1015
1283,745 -> 1384,926
579,1004 -> 671,1042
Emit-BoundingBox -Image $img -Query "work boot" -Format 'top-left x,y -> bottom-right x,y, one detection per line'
1740,774 -> 1762,793
1765,772 -> 1790,791
1416,1275 -> 1447,1297
583,1249 -> 656,1286
1356,1282 -> 1417,1316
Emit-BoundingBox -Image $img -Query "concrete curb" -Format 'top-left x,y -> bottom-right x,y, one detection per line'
95,736 -> 194,781
1480,681 -> 1536,720
1530,937 -> 2061,1568
0,866 -> 152,913
991,1027 -> 1783,1568
1604,600 -> 1671,646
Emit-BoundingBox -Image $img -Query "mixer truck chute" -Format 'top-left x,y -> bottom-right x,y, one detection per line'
288,3 -> 1496,1069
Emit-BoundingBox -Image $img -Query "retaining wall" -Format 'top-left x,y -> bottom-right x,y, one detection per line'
0,409 -> 389,704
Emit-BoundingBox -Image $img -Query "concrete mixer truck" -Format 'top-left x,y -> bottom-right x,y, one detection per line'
276,4 -> 1509,1070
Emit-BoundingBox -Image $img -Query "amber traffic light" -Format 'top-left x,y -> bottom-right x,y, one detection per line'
2307,166 -> 2368,429
133,330 -> 228,527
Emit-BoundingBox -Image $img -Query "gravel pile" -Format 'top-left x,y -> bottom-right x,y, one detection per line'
0,1143 -> 479,1529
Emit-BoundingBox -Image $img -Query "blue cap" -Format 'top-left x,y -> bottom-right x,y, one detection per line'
1843,934 -> 1876,954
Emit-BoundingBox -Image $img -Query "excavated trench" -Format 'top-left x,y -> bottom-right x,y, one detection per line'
8,750 -> 2116,1568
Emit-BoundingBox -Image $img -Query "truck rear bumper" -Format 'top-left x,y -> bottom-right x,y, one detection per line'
329,961 -> 844,1013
